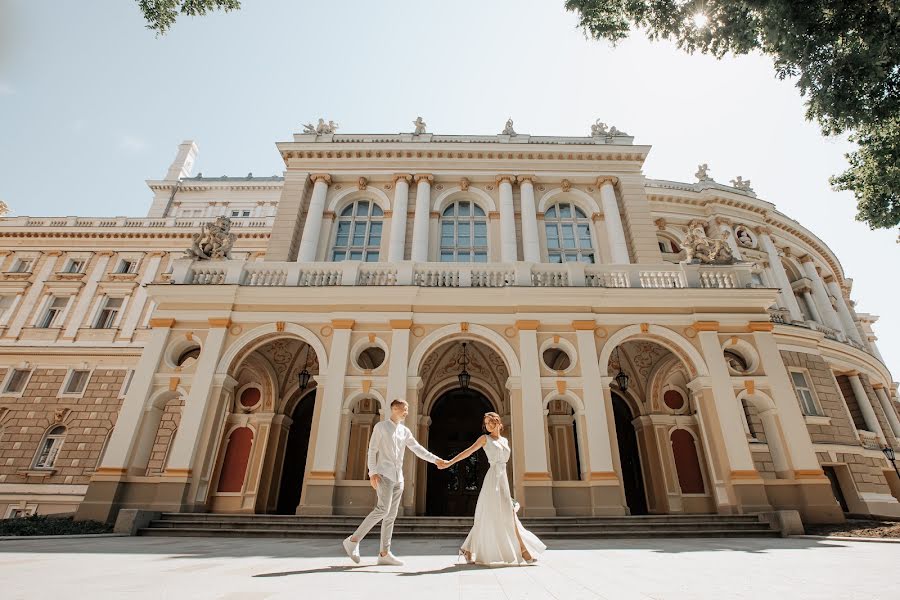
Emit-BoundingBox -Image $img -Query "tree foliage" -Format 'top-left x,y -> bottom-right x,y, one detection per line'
137,0 -> 241,36
565,0 -> 900,229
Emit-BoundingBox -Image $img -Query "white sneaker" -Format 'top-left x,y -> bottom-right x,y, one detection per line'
377,551 -> 404,566
342,537 -> 360,564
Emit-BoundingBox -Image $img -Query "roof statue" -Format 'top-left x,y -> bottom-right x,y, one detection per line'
590,120 -> 608,137
302,118 -> 339,135
501,118 -> 516,136
184,216 -> 236,260
730,176 -> 754,192
413,116 -> 427,135
695,163 -> 713,182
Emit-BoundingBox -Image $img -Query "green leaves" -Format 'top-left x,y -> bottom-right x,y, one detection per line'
566,0 -> 900,228
137,0 -> 242,36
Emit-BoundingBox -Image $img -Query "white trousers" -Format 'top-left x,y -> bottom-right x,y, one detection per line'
351,476 -> 404,552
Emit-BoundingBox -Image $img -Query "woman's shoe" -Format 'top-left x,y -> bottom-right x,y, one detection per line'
520,546 -> 535,564
458,548 -> 474,564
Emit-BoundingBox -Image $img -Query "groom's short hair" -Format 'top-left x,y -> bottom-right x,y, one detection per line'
390,398 -> 408,409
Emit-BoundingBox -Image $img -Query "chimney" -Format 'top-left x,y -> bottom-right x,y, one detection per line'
165,140 -> 198,180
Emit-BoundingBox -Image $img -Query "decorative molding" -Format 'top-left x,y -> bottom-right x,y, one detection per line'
523,472 -> 552,481
389,319 -> 413,330
413,174 -> 434,184
693,321 -> 720,332
331,319 -> 355,330
747,322 -> 774,332
515,320 -> 540,331
208,318 -> 232,328
310,173 -> 332,185
357,176 -> 368,190
150,318 -> 176,328
595,176 -> 619,186
392,173 -> 412,184
571,320 -> 595,331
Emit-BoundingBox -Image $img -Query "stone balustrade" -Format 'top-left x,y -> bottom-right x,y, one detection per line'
170,258 -> 754,290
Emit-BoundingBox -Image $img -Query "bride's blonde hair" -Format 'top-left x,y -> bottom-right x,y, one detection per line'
482,411 -> 503,434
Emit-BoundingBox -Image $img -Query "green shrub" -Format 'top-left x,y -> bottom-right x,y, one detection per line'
0,514 -> 112,536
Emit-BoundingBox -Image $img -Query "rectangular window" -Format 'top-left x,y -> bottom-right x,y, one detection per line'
12,259 -> 33,273
94,297 -> 123,329
63,370 -> 90,395
38,296 -> 68,328
4,369 -> 31,394
65,259 -> 86,274
791,370 -> 821,416
0,295 -> 13,319
117,259 -> 137,274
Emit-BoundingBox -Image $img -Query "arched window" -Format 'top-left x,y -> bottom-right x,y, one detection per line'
332,200 -> 383,262
33,425 -> 66,469
544,203 -> 594,263
440,200 -> 488,262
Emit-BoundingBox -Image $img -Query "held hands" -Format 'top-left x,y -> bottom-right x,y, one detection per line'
436,458 -> 452,470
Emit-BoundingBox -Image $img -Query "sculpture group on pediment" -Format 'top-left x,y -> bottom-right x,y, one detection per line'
302,118 -> 339,135
184,216 -> 236,260
591,120 -> 628,139
501,118 -> 516,136
413,116 -> 427,134
695,164 -> 713,182
730,176 -> 754,192
682,223 -> 736,265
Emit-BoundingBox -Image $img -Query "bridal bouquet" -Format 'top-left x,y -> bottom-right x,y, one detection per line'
511,499 -> 521,513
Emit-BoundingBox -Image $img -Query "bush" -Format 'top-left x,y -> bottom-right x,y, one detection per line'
0,514 -> 112,537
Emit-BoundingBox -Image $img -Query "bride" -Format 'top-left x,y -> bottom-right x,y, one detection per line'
445,411 -> 546,565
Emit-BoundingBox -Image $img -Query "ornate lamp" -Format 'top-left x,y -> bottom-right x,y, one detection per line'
883,445 -> 900,478
297,344 -> 312,391
613,346 -> 629,392
458,342 -> 471,390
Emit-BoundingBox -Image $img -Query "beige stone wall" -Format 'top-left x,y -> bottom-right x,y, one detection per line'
818,451 -> 893,496
0,368 -> 125,486
751,447 -> 777,480
145,396 -> 185,475
780,351 -> 858,445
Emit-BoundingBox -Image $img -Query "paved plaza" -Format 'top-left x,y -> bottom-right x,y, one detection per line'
1,535 -> 898,599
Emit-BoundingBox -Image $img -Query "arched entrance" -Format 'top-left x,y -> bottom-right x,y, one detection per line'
276,389 -> 316,514
426,388 -> 494,516
612,393 -> 647,515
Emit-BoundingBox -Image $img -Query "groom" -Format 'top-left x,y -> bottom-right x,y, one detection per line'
342,398 -> 448,565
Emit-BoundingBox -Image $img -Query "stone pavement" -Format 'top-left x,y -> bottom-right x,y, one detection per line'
0,535 -> 897,600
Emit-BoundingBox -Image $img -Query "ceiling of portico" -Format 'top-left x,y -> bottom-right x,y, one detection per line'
420,340 -> 509,409
607,340 -> 673,401
239,337 -> 320,398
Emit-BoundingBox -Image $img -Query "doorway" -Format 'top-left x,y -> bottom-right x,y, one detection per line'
275,390 -> 315,515
612,393 -> 648,515
823,466 -> 850,512
425,388 -> 494,516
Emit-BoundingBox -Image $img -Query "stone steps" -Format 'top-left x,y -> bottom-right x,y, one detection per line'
138,513 -> 781,539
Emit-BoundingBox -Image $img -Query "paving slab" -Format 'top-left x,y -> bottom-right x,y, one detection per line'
0,535 -> 897,600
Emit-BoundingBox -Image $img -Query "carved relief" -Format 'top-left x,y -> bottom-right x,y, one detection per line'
183,216 -> 236,260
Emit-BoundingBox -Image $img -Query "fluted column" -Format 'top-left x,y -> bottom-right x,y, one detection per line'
411,174 -> 433,262
518,176 -> 540,262
597,177 -> 629,264
848,373 -> 886,442
755,227 -> 803,322
497,175 -> 517,262
801,256 -> 843,332
388,174 -> 412,262
296,174 -> 331,262
873,384 -> 900,439
824,274 -> 863,344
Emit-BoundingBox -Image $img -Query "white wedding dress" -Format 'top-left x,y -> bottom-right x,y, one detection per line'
459,434 -> 546,565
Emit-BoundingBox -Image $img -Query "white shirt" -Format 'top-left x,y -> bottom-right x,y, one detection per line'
367,418 -> 439,483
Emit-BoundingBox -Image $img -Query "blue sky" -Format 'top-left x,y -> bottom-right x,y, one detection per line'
0,0 -> 897,377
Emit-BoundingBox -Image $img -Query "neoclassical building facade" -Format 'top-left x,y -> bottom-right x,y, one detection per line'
0,126 -> 897,525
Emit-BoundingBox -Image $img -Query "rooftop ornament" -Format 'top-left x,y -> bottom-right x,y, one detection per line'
501,118 -> 517,136
413,116 -> 427,134
183,216 -> 236,260
302,118 -> 339,135
730,176 -> 754,193
695,163 -> 713,182
591,120 -> 628,139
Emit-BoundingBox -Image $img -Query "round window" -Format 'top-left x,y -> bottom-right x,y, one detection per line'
357,346 -> 386,370
724,350 -> 750,374
663,389 -> 685,410
176,346 -> 201,367
239,387 -> 261,408
542,347 -> 572,371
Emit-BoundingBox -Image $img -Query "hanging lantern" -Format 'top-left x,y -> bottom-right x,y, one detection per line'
613,346 -> 629,392
458,342 -> 471,390
298,344 -> 312,390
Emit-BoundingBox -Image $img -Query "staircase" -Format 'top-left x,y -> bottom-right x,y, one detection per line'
139,513 -> 781,539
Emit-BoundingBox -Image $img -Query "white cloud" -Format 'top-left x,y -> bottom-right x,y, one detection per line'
119,135 -> 147,152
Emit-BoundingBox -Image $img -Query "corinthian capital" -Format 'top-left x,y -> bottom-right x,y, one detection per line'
310,173 -> 332,185
495,175 -> 515,186
413,174 -> 434,184
595,176 -> 619,187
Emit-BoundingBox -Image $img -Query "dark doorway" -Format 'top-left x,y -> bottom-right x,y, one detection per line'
823,466 -> 849,512
612,393 -> 648,515
276,390 -> 315,515
426,388 -> 494,516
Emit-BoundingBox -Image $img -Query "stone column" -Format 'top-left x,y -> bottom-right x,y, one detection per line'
873,384 -> 900,439
800,256 -> 843,333
824,275 -> 863,344
497,175 -> 517,262
165,318 -> 232,474
266,171 -> 311,262
847,373 -> 887,442
300,319 -> 353,514
411,174 -> 433,262
685,379 -> 735,512
799,287 -> 822,324
518,176 -> 541,263
62,252 -> 113,339
514,320 -> 555,516
597,177 -> 629,264
572,322 -> 615,475
296,174 -> 331,263
755,227 -> 804,322
118,252 -> 164,340
387,174 -> 412,263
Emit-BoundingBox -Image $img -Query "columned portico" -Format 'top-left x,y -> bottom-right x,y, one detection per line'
825,274 -> 863,344
800,255 -> 843,333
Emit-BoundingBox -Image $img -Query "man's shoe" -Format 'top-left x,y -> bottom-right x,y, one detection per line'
342,537 -> 360,564
377,552 -> 404,566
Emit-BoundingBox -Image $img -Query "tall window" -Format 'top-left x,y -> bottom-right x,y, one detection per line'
33,426 -> 66,469
38,296 -> 68,328
116,259 -> 138,274
0,296 -> 14,321
94,297 -> 123,329
63,370 -> 91,395
440,200 -> 488,262
544,203 -> 594,263
790,370 -> 822,416
3,369 -> 31,394
331,200 -> 383,262
65,259 -> 86,274
12,258 -> 33,273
